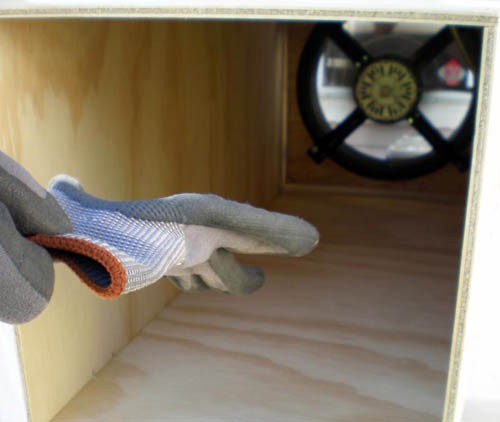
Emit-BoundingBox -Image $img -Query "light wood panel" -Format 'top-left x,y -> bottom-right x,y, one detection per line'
55,190 -> 464,421
130,22 -> 284,206
0,20 -> 283,422
286,23 -> 469,200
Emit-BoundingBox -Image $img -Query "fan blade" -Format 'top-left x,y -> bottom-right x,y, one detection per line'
324,23 -> 372,64
412,26 -> 454,70
308,108 -> 367,163
409,110 -> 469,170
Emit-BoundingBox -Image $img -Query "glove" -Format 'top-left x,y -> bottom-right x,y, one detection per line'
0,152 -> 72,324
32,175 -> 319,298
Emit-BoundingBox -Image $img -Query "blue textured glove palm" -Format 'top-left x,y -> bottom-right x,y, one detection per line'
34,175 -> 319,298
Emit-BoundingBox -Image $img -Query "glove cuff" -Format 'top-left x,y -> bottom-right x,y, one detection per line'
30,234 -> 127,299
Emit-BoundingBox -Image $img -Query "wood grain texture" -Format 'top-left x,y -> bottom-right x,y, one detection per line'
130,21 -> 284,206
55,190 -> 464,421
0,20 -> 283,422
285,23 -> 469,200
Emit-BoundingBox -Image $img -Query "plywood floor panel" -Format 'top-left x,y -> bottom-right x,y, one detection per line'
54,191 -> 463,421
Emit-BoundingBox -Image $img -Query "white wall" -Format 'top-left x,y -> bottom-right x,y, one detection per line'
456,23 -> 500,422
0,324 -> 28,422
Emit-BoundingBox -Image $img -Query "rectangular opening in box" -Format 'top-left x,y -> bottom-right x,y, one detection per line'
5,17 -> 483,422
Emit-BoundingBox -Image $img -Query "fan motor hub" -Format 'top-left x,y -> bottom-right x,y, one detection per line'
354,59 -> 419,123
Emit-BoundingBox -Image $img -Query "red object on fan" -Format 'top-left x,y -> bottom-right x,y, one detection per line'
438,58 -> 465,87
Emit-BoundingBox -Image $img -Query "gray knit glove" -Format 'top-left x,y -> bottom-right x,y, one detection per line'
32,175 -> 319,298
0,152 -> 72,324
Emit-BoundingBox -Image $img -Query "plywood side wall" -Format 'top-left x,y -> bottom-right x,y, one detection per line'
130,22 -> 284,206
0,20 -> 283,422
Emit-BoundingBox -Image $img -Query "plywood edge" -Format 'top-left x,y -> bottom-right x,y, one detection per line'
0,8 -> 495,26
443,24 -> 498,422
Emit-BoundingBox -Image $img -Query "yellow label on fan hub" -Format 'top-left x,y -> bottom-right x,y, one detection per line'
354,59 -> 419,123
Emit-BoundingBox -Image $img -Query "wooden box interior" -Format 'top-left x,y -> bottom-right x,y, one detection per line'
4,19 -> 473,421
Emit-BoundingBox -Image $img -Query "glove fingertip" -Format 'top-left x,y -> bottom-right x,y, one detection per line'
261,214 -> 319,257
48,174 -> 83,193
208,249 -> 266,295
238,266 -> 265,295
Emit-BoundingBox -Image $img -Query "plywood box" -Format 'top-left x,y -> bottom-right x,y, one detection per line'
0,4 -> 498,422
